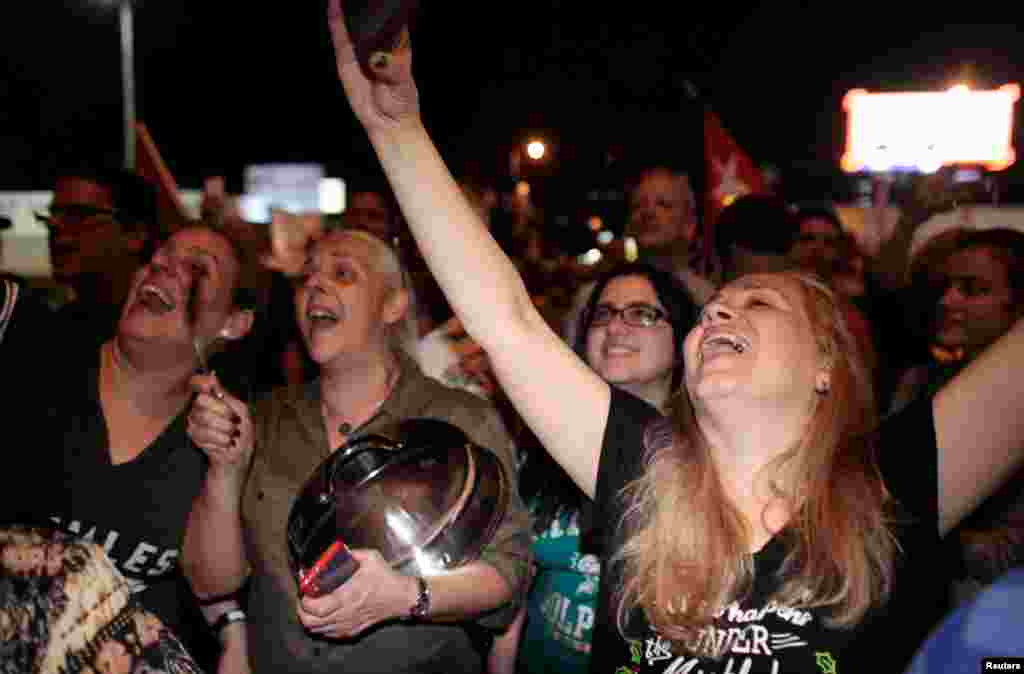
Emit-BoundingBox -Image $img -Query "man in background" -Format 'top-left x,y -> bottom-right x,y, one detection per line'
41,165 -> 159,361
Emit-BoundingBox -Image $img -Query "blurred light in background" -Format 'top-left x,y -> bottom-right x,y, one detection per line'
319,178 -> 346,215
578,248 -> 603,266
841,83 -> 1019,174
526,140 -> 546,161
624,236 -> 639,262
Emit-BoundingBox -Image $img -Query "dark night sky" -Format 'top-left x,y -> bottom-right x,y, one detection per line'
2,2 -> 1023,210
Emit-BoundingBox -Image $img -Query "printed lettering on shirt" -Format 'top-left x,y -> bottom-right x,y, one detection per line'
577,574 -> 599,596
645,635 -> 675,666
717,601 -> 813,628
542,510 -> 582,540
47,516 -> 179,594
542,592 -> 596,653
124,542 -> 159,573
575,553 -> 601,575
150,548 -> 179,576
813,652 -> 837,674
623,599 -> 820,673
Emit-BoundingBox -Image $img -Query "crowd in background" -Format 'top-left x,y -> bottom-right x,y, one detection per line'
1,33 -> 1023,674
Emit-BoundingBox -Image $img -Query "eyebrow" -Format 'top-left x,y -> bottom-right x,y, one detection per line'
303,250 -> 365,269
594,301 -> 665,310
704,284 -> 788,306
183,246 -> 221,268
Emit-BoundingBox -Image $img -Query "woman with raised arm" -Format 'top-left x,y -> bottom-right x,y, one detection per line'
326,3 -> 1024,672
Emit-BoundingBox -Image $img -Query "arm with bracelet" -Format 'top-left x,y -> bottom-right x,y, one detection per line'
201,597 -> 249,674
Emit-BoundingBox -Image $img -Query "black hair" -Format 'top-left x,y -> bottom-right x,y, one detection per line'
792,202 -> 844,236
714,194 -> 799,273
113,173 -> 159,233
572,262 -> 699,393
950,228 -> 1024,306
53,163 -> 159,237
520,264 -> 697,543
53,161 -> 121,191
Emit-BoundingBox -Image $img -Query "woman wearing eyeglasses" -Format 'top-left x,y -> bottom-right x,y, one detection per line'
574,264 -> 698,413
492,263 -> 698,674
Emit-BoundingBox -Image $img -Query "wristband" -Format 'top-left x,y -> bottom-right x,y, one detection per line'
210,608 -> 246,636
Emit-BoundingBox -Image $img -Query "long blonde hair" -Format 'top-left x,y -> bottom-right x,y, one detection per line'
612,273 -> 896,656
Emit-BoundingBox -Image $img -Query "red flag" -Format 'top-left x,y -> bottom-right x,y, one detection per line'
134,122 -> 190,226
702,110 -> 766,263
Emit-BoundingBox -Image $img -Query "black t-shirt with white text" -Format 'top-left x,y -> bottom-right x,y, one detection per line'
29,349 -> 208,640
590,390 -> 948,674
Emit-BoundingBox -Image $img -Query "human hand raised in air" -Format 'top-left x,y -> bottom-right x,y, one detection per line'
327,0 -> 420,136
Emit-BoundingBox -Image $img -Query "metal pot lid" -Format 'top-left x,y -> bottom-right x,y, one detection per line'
287,417 -> 508,579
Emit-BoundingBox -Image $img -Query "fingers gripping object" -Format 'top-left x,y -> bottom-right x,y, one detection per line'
340,0 -> 419,69
286,418 -> 509,597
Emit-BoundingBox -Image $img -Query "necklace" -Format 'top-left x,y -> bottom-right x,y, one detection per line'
325,366 -> 399,439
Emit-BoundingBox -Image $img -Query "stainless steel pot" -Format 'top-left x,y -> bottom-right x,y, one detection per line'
287,417 -> 509,595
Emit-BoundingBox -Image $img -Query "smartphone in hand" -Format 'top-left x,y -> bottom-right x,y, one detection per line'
297,539 -> 360,598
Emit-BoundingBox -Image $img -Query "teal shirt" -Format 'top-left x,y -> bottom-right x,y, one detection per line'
519,507 -> 600,674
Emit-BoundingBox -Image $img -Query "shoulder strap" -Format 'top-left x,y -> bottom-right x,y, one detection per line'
0,278 -> 19,345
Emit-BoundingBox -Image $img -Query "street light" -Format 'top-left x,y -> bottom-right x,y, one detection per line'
95,0 -> 136,170
118,0 -> 136,171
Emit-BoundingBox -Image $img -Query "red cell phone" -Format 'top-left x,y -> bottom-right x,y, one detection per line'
297,540 -> 360,598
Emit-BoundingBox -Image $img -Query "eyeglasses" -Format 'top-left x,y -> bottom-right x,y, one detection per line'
35,205 -> 116,232
590,303 -> 668,328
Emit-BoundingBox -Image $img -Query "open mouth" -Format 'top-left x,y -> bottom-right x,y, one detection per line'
307,306 -> 340,328
701,332 -> 751,357
137,283 -> 175,314
604,344 -> 637,357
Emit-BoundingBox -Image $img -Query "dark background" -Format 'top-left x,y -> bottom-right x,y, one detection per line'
2,2 -> 1022,216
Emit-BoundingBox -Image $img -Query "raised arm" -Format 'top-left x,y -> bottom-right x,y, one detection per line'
326,0 -> 610,497
935,316 -> 1024,536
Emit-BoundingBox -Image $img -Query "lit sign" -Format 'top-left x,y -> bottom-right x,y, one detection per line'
841,84 -> 1020,173
241,163 -> 325,222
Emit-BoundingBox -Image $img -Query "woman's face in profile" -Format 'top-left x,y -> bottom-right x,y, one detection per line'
119,226 -> 241,348
684,274 -> 825,407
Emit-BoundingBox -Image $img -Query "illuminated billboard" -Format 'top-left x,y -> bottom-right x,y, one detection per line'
841,84 -> 1019,174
